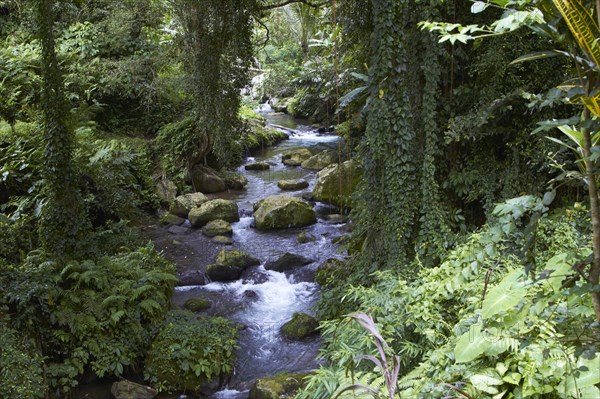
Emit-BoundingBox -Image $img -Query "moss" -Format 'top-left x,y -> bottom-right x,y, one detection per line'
280,312 -> 318,340
159,213 -> 185,226
183,298 -> 212,312
144,310 -> 238,393
249,373 -> 311,399
216,249 -> 260,269
241,121 -> 288,151
202,219 -> 233,237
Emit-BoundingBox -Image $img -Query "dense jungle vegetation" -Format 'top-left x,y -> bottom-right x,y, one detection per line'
1,0 -> 599,398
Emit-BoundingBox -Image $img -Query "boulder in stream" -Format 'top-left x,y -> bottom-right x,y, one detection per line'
189,199 -> 239,227
301,151 -> 336,170
254,195 -> 316,230
313,159 -> 362,209
249,373 -> 310,399
207,250 -> 261,281
190,165 -> 226,193
169,192 -> 209,218
281,312 -> 319,340
212,235 -> 233,245
282,147 -> 312,166
223,172 -> 249,190
110,380 -> 156,399
265,252 -> 313,272
277,179 -> 309,191
297,231 -> 317,244
202,219 -> 233,237
183,297 -> 212,312
159,213 -> 185,226
245,162 -> 271,171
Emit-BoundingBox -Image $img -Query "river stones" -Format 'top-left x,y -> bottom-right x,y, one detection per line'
282,147 -> 312,166
190,165 -> 226,193
253,195 -> 316,230
212,235 -> 233,245
281,313 -> 319,340
277,179 -> 309,191
159,213 -> 185,226
313,160 -> 362,208
110,380 -> 156,399
169,192 -> 209,218
297,232 -> 317,244
207,250 -> 261,281
223,172 -> 249,190
249,373 -> 310,399
183,297 -> 211,312
176,270 -> 206,286
245,162 -> 270,171
301,151 -> 336,170
189,199 -> 239,227
202,219 -> 233,237
265,252 -> 313,272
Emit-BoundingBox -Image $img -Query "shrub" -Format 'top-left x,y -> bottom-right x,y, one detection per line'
0,322 -> 46,399
144,310 -> 239,393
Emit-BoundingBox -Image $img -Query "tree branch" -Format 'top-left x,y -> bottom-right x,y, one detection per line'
258,0 -> 326,11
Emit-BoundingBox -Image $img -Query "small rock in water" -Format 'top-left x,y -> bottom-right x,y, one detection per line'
277,179 -> 309,191
297,232 -> 317,244
183,297 -> 212,312
212,235 -> 233,245
110,380 -> 156,399
281,312 -> 319,340
245,162 -> 270,171
177,270 -> 206,286
323,213 -> 347,223
265,252 -> 313,272
202,219 -> 233,237
159,213 -> 185,226
301,191 -> 315,201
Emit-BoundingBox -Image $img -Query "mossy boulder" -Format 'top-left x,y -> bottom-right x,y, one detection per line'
207,250 -> 260,281
110,380 -> 156,399
249,373 -> 310,399
191,165 -> 226,193
144,311 -> 238,393
265,252 -> 313,272
212,235 -> 233,245
183,298 -> 212,312
313,160 -> 362,208
216,249 -> 260,269
159,213 -> 185,226
297,232 -> 316,244
254,195 -> 316,230
282,147 -> 312,166
223,172 -> 248,190
269,97 -> 291,113
281,313 -> 319,340
206,264 -> 242,281
245,162 -> 270,171
301,151 -> 336,170
169,193 -> 209,218
189,199 -> 239,227
277,179 -> 309,191
202,219 -> 233,237
155,178 -> 177,203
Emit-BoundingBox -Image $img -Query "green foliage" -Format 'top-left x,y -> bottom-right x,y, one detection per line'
301,197 -> 599,399
1,245 -> 177,392
0,322 -> 46,399
144,310 -> 239,393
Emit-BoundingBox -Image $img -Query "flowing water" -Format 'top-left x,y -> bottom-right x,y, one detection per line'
193,104 -> 347,398
72,106 -> 347,399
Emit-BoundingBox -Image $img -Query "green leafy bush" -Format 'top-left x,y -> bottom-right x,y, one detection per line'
0,322 -> 46,399
144,310 -> 239,393
1,245 -> 177,392
301,197 -> 600,399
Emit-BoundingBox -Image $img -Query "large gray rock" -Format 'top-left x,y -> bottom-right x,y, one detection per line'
207,250 -> 261,281
189,199 -> 239,227
110,380 -> 156,399
277,179 -> 309,191
155,178 -> 177,203
169,192 -> 209,218
313,160 -> 362,208
282,147 -> 312,166
254,195 -> 316,230
301,151 -> 336,170
265,252 -> 313,272
269,97 -> 291,113
191,165 -> 226,193
202,219 -> 233,237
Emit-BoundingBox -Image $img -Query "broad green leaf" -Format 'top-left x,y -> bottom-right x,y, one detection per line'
471,1 -> 489,14
454,324 -> 491,363
470,373 -> 503,394
482,270 -> 527,319
510,50 -> 562,65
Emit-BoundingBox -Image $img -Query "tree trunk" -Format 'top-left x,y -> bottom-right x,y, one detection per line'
581,112 -> 600,322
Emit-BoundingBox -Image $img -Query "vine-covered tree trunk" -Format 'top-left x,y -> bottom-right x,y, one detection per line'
37,0 -> 86,256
